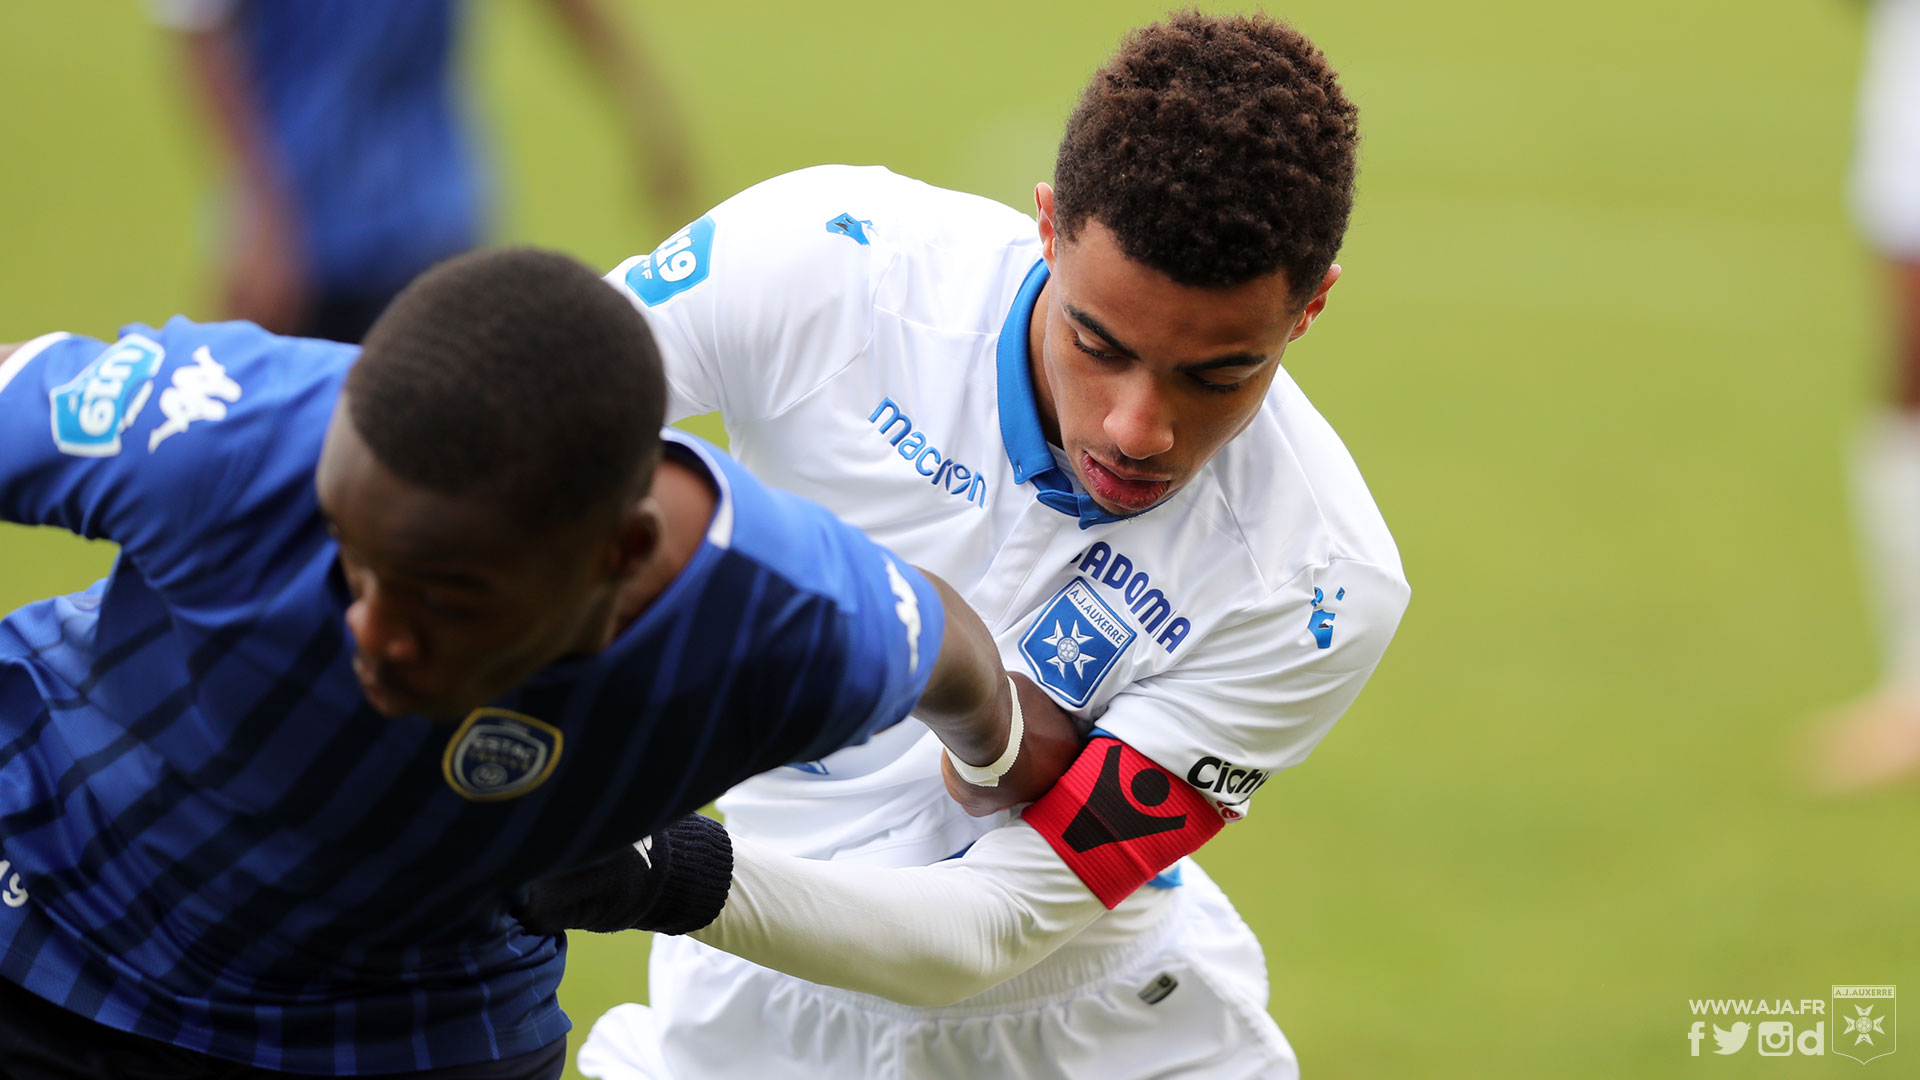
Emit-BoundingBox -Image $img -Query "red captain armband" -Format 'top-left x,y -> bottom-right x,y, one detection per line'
1021,737 -> 1224,909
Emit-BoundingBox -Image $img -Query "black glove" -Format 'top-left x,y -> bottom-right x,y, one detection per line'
512,813 -> 733,936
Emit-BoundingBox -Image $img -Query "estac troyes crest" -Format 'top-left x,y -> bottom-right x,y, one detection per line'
1019,578 -> 1136,707
443,708 -> 564,802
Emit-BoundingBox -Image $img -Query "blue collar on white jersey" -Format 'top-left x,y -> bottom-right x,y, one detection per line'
996,259 -> 1134,530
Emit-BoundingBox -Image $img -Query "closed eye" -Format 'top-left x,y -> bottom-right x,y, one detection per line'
1071,338 -> 1125,364
1191,373 -> 1249,395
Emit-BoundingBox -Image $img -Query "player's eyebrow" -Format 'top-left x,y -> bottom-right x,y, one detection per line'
1064,304 -> 1141,360
1064,304 -> 1269,372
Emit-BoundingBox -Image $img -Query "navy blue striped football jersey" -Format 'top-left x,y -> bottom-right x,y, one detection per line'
0,318 -> 943,1073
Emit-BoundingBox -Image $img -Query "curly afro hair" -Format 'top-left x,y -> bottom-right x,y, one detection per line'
1053,11 -> 1359,303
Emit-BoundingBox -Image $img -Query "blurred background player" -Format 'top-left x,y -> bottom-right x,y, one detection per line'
1819,0 -> 1920,790
0,248 -> 1035,1079
153,0 -> 693,343
564,14 -> 1408,1078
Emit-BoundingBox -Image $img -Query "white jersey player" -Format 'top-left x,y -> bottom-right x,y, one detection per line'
567,14 -> 1409,1077
1819,0 -> 1920,789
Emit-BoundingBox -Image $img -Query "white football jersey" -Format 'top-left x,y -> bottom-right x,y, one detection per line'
609,165 -> 1409,882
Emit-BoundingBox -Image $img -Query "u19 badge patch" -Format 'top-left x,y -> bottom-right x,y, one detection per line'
624,215 -> 715,306
50,334 -> 164,458
443,709 -> 564,802
1019,577 -> 1136,707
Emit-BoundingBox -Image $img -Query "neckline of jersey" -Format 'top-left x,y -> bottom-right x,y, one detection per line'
995,259 -> 1134,530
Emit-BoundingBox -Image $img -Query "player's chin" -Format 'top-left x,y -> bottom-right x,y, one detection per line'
357,674 -> 468,721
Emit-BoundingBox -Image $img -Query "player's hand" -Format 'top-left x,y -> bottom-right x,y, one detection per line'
943,673 -> 1090,816
511,813 -> 733,936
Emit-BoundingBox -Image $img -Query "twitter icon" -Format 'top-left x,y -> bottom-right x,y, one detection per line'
1713,1022 -> 1752,1054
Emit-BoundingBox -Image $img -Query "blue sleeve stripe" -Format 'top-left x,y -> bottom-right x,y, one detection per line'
0,332 -> 71,397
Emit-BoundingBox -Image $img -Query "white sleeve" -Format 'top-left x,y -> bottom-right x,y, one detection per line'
603,166 -> 888,426
691,821 -> 1105,1007
1097,557 -> 1410,818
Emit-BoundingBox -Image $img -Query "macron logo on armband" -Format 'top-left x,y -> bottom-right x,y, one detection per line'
149,347 -> 242,452
883,557 -> 922,673
49,334 -> 164,458
624,216 -> 716,306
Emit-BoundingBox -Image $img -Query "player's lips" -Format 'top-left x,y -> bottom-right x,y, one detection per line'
1080,453 -> 1170,512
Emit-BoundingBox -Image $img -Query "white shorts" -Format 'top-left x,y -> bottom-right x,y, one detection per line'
577,860 -> 1297,1080
1855,0 -> 1920,257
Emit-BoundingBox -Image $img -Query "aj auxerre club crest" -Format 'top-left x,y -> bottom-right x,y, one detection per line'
1020,578 -> 1136,707
443,709 -> 564,802
1834,985 -> 1897,1064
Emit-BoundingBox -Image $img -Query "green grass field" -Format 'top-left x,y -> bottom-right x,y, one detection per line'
1,2 -> 1910,1076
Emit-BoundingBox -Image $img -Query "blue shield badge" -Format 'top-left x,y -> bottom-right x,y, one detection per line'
442,708 -> 564,801
1019,578 -> 1136,707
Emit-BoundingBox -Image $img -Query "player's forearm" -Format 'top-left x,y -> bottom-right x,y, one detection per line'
913,570 -> 1016,769
915,572 -> 1086,814
691,824 -> 1106,1007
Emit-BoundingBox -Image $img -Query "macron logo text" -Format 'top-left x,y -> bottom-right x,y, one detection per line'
869,397 -> 987,508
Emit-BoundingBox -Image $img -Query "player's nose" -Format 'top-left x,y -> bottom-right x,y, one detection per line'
344,581 -> 421,664
1104,379 -> 1175,461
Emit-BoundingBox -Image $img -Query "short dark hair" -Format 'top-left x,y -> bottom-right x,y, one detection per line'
1053,11 -> 1360,303
346,247 -> 666,528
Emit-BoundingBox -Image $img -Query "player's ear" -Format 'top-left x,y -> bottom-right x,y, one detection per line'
1288,264 -> 1341,343
1035,183 -> 1058,265
606,496 -> 662,580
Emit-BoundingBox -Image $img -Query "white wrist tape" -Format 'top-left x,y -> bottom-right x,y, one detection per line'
944,676 -> 1023,787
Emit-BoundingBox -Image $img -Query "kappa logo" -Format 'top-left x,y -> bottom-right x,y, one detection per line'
1306,586 -> 1345,650
825,212 -> 873,245
1061,742 -> 1187,853
149,346 -> 241,452
443,709 -> 564,802
1019,578 -> 1134,707
624,216 -> 716,306
884,557 -> 922,673
50,334 -> 164,457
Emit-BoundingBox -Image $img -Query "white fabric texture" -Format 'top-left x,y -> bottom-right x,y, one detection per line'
578,860 -> 1297,1080
689,824 -> 1107,1007
1854,0 -> 1920,257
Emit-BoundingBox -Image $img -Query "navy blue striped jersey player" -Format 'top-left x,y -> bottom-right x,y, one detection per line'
0,318 -> 945,1072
